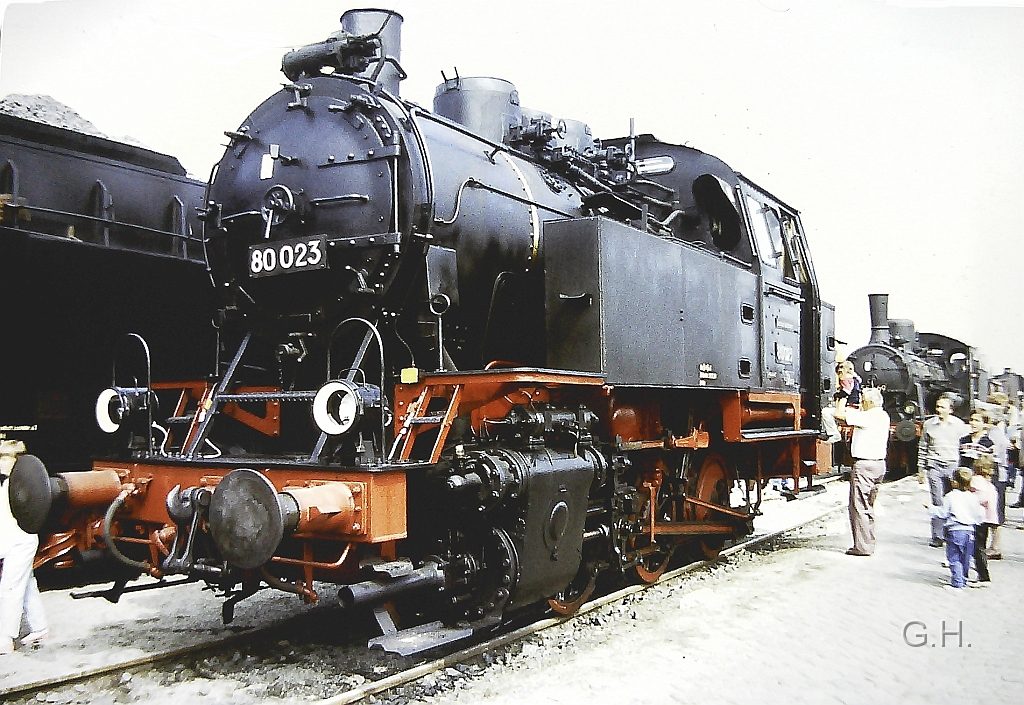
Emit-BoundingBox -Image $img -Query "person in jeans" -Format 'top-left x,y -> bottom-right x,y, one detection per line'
969,454 -> 998,584
930,467 -> 983,590
835,387 -> 890,556
919,396 -> 968,547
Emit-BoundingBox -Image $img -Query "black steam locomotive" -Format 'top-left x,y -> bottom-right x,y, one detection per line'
0,111 -> 214,474
10,9 -> 835,653
846,294 -> 985,475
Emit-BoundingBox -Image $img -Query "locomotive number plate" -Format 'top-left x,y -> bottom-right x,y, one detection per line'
248,235 -> 328,278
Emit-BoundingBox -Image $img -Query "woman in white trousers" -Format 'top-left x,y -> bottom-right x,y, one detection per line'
1,440 -> 48,654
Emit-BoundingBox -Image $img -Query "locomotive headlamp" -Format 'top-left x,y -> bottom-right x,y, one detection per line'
895,419 -> 919,443
312,379 -> 381,436
903,401 -> 918,416
95,386 -> 150,434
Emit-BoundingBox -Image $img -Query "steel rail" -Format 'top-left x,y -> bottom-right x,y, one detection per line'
0,626 -> 259,699
312,489 -> 853,705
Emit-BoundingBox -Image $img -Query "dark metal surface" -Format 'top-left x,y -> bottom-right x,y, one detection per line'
544,216 -> 759,387
433,76 -> 521,144
818,301 -> 837,409
8,454 -> 54,534
366,619 -> 474,657
341,8 -> 404,96
208,468 -> 285,570
494,448 -> 595,611
848,294 -> 979,423
18,12 -> 840,633
338,561 -> 445,609
0,114 -> 205,260
0,115 -> 214,472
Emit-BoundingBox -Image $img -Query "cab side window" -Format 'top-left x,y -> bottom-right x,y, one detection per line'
780,213 -> 810,284
746,195 -> 784,271
747,194 -> 811,284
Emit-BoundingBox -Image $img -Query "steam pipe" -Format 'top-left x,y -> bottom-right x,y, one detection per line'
103,490 -> 161,577
338,561 -> 445,609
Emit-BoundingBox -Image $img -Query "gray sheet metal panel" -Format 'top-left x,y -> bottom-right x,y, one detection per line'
761,288 -> 803,392
545,217 -> 760,388
599,220 -> 685,384
818,301 -> 837,408
544,218 -> 603,372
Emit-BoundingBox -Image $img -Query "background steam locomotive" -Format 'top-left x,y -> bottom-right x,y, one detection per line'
846,293 -> 988,476
9,9 -> 835,653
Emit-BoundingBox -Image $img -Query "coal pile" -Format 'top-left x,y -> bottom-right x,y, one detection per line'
0,93 -> 147,146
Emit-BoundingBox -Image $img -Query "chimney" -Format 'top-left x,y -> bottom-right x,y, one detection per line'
868,294 -> 890,345
280,9 -> 404,94
341,9 -> 404,96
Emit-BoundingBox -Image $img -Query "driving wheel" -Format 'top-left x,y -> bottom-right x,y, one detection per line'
548,562 -> 598,615
690,453 -> 732,559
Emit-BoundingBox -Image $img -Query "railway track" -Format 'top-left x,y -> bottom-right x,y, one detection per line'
312,497 -> 848,705
2,480 -> 851,705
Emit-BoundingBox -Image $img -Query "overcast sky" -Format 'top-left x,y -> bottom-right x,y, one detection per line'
2,0 -> 1022,375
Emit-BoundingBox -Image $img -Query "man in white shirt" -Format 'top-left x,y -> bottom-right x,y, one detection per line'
835,387 -> 890,556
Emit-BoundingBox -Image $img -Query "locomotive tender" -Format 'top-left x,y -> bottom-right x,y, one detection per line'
10,9 -> 835,652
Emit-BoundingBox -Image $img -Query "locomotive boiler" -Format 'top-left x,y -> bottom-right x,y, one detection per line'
846,294 -> 983,475
10,9 -> 835,653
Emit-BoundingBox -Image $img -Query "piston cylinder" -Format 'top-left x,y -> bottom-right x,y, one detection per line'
338,561 -> 445,609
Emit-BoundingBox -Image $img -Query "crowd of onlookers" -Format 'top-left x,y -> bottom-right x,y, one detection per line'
833,363 -> 1022,590
922,390 -> 1021,589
